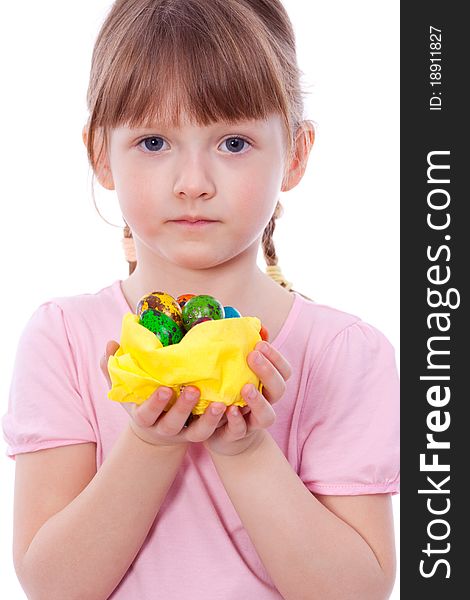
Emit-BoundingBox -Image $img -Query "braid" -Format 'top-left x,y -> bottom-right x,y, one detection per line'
262,201 -> 314,301
262,205 -> 280,268
262,201 -> 293,291
123,222 -> 137,275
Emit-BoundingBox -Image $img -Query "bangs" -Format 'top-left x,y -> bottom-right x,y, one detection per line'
90,0 -> 290,132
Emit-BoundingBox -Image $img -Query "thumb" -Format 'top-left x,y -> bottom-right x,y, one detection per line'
106,340 -> 120,356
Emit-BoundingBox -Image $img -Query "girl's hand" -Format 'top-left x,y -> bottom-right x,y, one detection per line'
202,341 -> 292,457
100,341 -> 227,449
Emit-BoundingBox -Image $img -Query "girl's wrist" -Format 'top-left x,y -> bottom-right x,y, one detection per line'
205,428 -> 268,459
126,421 -> 189,455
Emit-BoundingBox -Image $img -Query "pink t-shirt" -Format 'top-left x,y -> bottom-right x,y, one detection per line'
2,280 -> 400,599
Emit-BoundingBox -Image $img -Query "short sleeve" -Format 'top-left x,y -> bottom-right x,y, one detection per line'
2,302 -> 96,459
298,321 -> 400,495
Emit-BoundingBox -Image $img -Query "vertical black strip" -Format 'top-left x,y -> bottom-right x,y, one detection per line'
401,2 -> 468,595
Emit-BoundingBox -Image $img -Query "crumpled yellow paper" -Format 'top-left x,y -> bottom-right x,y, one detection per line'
108,313 -> 263,415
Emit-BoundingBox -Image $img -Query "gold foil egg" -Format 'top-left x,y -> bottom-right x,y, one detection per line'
136,291 -> 183,328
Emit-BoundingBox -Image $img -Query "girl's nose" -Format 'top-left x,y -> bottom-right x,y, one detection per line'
173,154 -> 216,200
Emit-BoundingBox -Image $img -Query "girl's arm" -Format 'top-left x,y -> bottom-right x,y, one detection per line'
203,333 -> 397,599
13,342 -> 227,600
13,425 -> 188,600
208,430 -> 396,600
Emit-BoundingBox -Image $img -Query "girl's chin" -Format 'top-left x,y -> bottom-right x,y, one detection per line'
144,235 -> 253,270
164,249 -> 229,271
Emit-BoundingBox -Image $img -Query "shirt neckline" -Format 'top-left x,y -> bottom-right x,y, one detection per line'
112,280 -> 303,349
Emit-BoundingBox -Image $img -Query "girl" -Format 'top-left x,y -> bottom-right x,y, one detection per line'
3,1 -> 399,599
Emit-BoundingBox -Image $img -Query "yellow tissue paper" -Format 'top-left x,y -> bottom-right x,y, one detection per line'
108,313 -> 263,415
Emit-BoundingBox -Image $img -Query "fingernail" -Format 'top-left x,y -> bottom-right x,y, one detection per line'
159,388 -> 172,401
184,388 -> 198,401
248,385 -> 257,399
211,403 -> 225,415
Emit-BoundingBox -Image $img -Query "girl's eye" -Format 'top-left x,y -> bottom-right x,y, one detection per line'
138,137 -> 168,153
137,135 -> 251,154
220,137 -> 251,154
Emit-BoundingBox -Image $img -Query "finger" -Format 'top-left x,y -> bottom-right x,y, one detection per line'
247,350 -> 286,404
215,413 -> 228,429
106,340 -> 120,356
133,386 -> 174,428
242,384 -> 276,428
157,386 -> 201,436
184,402 -> 227,442
225,405 -> 248,438
255,341 -> 292,381
215,404 -> 249,429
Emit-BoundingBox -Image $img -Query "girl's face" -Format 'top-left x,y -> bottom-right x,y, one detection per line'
103,113 -> 289,271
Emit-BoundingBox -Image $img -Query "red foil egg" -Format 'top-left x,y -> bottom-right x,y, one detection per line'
177,293 -> 196,309
260,324 -> 269,341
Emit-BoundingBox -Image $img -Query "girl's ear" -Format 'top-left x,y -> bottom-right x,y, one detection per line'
281,122 -> 315,192
82,125 -> 115,191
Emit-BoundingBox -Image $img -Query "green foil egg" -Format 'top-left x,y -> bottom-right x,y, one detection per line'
139,308 -> 185,346
182,295 -> 225,330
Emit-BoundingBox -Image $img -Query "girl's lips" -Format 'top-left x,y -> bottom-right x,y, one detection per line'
170,220 -> 219,228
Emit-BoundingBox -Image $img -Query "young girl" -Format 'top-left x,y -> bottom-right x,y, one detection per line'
3,1 -> 399,599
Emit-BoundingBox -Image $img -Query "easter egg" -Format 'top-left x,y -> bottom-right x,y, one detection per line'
223,306 -> 241,318
139,308 -> 185,346
260,324 -> 269,341
192,316 -> 213,328
176,294 -> 196,309
136,291 -> 183,328
182,295 -> 225,330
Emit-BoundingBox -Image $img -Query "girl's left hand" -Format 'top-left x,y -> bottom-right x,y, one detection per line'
202,341 -> 292,456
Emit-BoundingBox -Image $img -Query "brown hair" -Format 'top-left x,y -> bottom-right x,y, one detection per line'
85,0 -> 313,300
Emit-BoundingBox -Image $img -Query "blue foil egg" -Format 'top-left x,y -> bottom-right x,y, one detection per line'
223,306 -> 241,318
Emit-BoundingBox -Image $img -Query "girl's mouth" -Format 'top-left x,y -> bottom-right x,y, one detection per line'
170,220 -> 219,228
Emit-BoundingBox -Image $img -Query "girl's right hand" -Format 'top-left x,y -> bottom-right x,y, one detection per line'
100,341 -> 228,448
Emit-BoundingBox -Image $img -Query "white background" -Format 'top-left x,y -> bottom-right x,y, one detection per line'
0,1 -> 400,597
